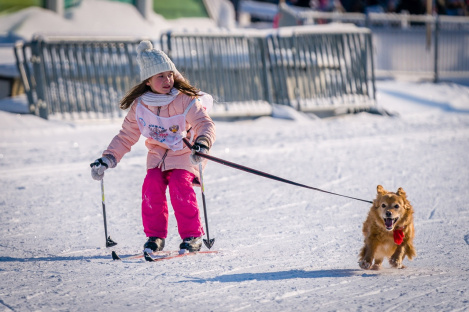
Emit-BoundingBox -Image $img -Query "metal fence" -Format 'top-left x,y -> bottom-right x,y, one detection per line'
265,26 -> 374,111
14,37 -> 141,119
276,4 -> 469,81
162,26 -> 375,114
160,31 -> 273,117
15,26 -> 376,119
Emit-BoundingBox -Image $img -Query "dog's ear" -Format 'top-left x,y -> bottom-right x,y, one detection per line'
397,187 -> 412,210
377,185 -> 387,195
396,187 -> 406,198
374,185 -> 386,208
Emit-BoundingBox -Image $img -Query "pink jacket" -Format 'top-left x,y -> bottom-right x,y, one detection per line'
103,93 -> 216,179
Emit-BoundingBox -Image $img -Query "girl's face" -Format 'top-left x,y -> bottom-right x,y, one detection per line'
146,71 -> 174,94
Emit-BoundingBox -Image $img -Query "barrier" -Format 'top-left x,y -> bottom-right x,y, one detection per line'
160,30 -> 274,117
14,37 -> 141,119
14,26 -> 376,119
265,25 -> 375,111
162,25 -> 375,115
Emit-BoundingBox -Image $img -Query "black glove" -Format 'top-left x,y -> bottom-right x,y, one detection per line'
190,137 -> 210,165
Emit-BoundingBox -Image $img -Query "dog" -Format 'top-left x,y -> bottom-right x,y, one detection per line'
359,185 -> 416,270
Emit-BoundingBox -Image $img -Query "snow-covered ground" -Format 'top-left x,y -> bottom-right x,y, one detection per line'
1,2 -> 469,310
1,79 -> 468,311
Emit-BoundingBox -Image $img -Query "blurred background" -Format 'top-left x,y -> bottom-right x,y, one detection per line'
0,0 -> 468,119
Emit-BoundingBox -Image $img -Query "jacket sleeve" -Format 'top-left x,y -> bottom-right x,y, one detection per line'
185,96 -> 216,148
102,103 -> 141,167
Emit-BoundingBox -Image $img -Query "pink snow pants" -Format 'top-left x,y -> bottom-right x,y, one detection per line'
141,167 -> 204,239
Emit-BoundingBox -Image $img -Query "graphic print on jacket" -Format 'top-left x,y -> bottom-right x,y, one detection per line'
148,124 -> 169,142
136,99 -> 196,151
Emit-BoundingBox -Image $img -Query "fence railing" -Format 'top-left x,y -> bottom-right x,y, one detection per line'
265,25 -> 375,111
276,4 -> 469,81
162,25 -> 375,114
15,25 -> 376,119
160,31 -> 273,117
14,37 -> 141,119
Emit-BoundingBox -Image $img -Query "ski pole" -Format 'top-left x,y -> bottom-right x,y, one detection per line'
100,178 -> 118,248
182,138 -> 215,248
198,162 -> 215,249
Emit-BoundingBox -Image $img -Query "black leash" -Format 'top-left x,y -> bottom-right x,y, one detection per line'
183,139 -> 372,204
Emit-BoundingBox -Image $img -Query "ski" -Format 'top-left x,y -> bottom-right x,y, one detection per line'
111,250 -> 218,262
143,250 -> 218,262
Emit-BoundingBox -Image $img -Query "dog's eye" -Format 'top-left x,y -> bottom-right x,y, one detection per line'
381,203 -> 386,208
394,204 -> 399,209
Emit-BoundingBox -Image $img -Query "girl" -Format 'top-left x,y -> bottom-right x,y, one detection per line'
90,40 -> 216,253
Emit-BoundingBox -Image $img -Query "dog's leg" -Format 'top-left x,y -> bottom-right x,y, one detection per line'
358,245 -> 371,269
390,245 -> 406,269
405,241 -> 417,260
359,240 -> 377,270
371,258 -> 383,270
359,259 -> 372,270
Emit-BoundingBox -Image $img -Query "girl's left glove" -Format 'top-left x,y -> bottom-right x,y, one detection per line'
190,137 -> 210,165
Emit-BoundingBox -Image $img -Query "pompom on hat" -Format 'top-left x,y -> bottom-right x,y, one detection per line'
136,40 -> 177,82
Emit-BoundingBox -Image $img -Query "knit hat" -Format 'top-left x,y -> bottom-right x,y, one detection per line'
136,40 -> 177,82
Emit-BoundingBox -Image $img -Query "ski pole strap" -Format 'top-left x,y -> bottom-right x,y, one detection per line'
183,139 -> 372,204
90,158 -> 108,168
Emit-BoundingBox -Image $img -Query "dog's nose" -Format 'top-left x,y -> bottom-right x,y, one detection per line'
386,211 -> 392,217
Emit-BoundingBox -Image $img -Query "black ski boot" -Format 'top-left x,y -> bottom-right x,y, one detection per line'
179,237 -> 202,252
143,237 -> 165,253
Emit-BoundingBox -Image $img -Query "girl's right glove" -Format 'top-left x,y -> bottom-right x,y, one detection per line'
90,157 -> 112,180
190,137 -> 210,165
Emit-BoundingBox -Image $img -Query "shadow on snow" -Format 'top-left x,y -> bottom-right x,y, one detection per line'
381,89 -> 469,114
0,255 -> 110,262
185,269 -> 376,283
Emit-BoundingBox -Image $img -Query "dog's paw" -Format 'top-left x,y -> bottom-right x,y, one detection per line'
390,258 -> 405,269
359,260 -> 372,270
371,264 -> 382,270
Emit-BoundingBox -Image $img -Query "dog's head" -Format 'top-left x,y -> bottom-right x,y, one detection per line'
373,185 -> 411,231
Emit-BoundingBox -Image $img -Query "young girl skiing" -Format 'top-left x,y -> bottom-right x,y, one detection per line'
90,40 -> 216,253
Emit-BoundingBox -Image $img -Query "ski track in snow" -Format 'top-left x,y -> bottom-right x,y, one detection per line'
1,81 -> 469,311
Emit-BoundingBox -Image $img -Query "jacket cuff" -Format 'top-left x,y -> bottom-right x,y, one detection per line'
195,136 -> 211,149
102,154 -> 117,168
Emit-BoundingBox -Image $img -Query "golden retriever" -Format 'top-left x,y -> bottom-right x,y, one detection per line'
359,185 -> 416,270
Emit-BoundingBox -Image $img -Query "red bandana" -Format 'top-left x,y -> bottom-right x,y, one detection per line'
393,228 -> 405,245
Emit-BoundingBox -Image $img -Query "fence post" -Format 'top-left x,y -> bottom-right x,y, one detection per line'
367,32 -> 376,100
433,15 -> 439,83
259,36 -> 273,105
30,39 -> 49,119
14,42 -> 34,113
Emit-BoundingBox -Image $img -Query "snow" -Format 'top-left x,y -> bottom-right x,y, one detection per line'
0,79 -> 468,311
1,1 -> 469,310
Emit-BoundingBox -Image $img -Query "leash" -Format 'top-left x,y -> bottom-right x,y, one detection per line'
183,139 -> 372,204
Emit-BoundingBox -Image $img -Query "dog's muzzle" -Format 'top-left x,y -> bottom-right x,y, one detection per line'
384,217 -> 399,231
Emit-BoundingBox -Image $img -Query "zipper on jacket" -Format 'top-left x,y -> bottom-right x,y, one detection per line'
158,149 -> 169,170
155,106 -> 168,169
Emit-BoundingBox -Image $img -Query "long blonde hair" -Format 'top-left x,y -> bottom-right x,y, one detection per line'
119,75 -> 200,110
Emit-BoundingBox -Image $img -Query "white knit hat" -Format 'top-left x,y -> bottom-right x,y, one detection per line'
136,40 -> 177,82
